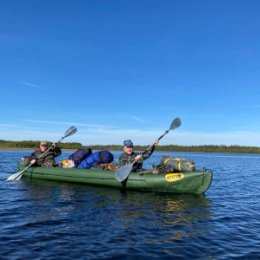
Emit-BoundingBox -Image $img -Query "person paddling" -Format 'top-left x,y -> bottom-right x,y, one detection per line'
30,141 -> 62,167
118,139 -> 159,171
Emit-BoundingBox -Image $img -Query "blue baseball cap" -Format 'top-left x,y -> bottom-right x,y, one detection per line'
123,139 -> 133,148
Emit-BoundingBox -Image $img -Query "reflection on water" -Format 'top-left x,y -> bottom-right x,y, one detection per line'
21,178 -> 213,245
1,150 -> 260,259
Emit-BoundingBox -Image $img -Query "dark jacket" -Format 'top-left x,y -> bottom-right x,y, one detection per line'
30,146 -> 61,167
118,145 -> 155,171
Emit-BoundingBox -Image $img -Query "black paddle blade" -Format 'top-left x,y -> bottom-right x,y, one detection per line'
170,117 -> 181,130
64,126 -> 77,138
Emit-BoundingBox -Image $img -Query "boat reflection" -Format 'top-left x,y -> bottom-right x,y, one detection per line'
21,178 -> 213,242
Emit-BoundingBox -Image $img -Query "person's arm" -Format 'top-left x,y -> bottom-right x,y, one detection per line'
142,139 -> 159,160
51,143 -> 62,157
29,150 -> 38,165
142,146 -> 154,160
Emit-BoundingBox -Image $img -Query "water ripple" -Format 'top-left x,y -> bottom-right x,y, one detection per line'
0,150 -> 260,259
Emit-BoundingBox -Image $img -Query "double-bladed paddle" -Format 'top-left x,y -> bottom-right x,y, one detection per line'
115,117 -> 181,182
6,126 -> 77,181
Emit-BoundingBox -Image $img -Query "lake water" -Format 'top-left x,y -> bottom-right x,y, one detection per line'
0,150 -> 259,259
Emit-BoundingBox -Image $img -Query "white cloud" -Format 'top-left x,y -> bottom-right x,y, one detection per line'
17,81 -> 44,90
25,119 -> 113,129
50,128 -> 260,146
118,113 -> 146,123
74,129 -> 260,146
170,131 -> 260,146
129,115 -> 145,122
1,121 -> 260,146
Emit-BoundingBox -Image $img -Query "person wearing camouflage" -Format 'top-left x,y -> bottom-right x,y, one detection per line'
29,141 -> 62,167
118,139 -> 159,171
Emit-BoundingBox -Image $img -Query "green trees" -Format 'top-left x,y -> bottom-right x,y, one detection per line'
0,140 -> 259,153
0,140 -> 83,149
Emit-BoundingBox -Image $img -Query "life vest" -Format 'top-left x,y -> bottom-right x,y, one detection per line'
77,150 -> 114,169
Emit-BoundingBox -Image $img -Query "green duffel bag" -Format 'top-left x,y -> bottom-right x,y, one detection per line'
160,156 -> 196,173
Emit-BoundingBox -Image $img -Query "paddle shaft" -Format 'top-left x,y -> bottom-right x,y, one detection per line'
7,126 -> 77,181
11,142 -> 61,181
26,132 -> 75,166
141,117 -> 181,155
128,129 -> 172,174
29,129 -> 75,164
135,117 -> 181,158
140,129 -> 170,156
115,117 -> 181,182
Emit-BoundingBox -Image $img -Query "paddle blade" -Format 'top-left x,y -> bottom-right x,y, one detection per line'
170,117 -> 181,130
115,162 -> 135,182
64,126 -> 77,138
6,170 -> 24,181
7,126 -> 77,182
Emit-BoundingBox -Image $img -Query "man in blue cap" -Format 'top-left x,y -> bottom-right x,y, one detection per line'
118,138 -> 159,171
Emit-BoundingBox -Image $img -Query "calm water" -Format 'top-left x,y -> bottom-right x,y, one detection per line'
0,150 -> 259,260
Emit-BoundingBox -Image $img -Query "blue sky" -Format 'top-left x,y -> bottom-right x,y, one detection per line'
1,0 -> 260,146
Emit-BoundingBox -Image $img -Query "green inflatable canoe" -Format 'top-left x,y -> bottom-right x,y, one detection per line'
18,164 -> 213,194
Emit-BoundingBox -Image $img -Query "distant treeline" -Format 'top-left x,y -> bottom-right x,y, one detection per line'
0,140 -> 83,149
91,144 -> 260,153
1,140 -> 260,153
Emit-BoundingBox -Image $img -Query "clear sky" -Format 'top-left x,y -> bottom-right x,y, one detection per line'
1,0 -> 260,146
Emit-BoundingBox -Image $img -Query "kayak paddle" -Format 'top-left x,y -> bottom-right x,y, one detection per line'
115,117 -> 181,182
6,126 -> 77,181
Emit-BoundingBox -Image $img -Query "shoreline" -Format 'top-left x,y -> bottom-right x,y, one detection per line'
1,147 -> 260,154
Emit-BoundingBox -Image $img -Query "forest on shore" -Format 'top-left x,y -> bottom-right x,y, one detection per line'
1,140 -> 260,154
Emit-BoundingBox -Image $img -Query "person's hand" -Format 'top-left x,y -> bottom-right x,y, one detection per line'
154,139 -> 159,145
30,159 -> 36,165
135,154 -> 142,161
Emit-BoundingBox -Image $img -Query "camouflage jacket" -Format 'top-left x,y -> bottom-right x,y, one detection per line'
30,146 -> 61,167
118,145 -> 155,171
